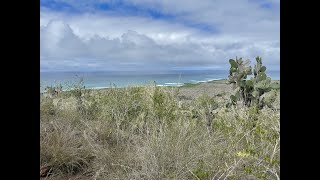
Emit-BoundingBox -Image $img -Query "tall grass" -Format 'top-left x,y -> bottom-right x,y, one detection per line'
40,82 -> 280,179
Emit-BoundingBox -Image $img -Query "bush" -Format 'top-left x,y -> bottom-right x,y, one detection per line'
40,78 -> 280,179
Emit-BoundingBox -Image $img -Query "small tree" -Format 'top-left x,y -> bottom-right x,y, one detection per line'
226,56 -> 279,109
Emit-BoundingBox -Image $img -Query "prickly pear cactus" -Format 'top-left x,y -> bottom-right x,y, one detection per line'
227,57 -> 254,107
228,57 -> 252,86
227,56 -> 279,109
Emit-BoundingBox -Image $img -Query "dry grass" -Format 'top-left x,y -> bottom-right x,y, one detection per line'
40,81 -> 280,179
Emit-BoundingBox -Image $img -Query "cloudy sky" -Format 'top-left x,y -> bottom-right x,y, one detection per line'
40,0 -> 280,72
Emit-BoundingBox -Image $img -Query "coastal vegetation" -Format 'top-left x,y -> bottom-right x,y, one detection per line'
40,57 -> 280,179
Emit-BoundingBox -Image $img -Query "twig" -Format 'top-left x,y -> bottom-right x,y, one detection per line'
111,163 -> 136,172
93,166 -> 105,180
270,138 -> 279,164
236,127 -> 257,145
211,170 -> 220,180
223,157 -> 243,180
260,164 -> 280,180
217,165 -> 233,180
188,169 -> 201,180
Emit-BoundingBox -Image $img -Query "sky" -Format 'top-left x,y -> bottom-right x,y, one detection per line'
40,0 -> 280,72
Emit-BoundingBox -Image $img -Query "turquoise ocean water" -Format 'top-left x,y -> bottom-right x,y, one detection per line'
40,70 -> 280,91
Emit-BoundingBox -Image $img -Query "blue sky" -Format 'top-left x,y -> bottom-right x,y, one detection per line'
40,0 -> 280,72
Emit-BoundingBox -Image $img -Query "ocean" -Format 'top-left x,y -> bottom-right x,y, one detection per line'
40,70 -> 280,91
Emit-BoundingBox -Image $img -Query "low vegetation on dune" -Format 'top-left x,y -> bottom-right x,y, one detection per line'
40,57 -> 279,180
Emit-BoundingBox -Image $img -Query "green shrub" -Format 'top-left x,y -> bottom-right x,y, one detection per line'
227,56 -> 280,109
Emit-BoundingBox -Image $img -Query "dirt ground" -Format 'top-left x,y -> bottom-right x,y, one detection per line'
177,80 -> 233,99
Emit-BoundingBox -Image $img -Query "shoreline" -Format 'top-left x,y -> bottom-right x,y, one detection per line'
40,78 -> 229,93
40,78 -> 280,94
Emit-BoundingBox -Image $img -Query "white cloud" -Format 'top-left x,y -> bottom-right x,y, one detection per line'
40,0 -> 279,71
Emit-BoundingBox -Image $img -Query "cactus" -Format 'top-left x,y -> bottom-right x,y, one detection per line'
227,56 -> 279,109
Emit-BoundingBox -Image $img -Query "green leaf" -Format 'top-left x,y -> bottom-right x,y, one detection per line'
239,80 -> 246,87
235,91 -> 240,100
266,77 -> 272,82
226,103 -> 231,108
237,59 -> 243,65
230,95 -> 237,102
252,91 -> 259,98
246,80 -> 254,87
229,67 -> 237,75
261,66 -> 266,72
255,80 -> 268,90
256,56 -> 262,64
229,59 -> 238,68
257,73 -> 267,81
